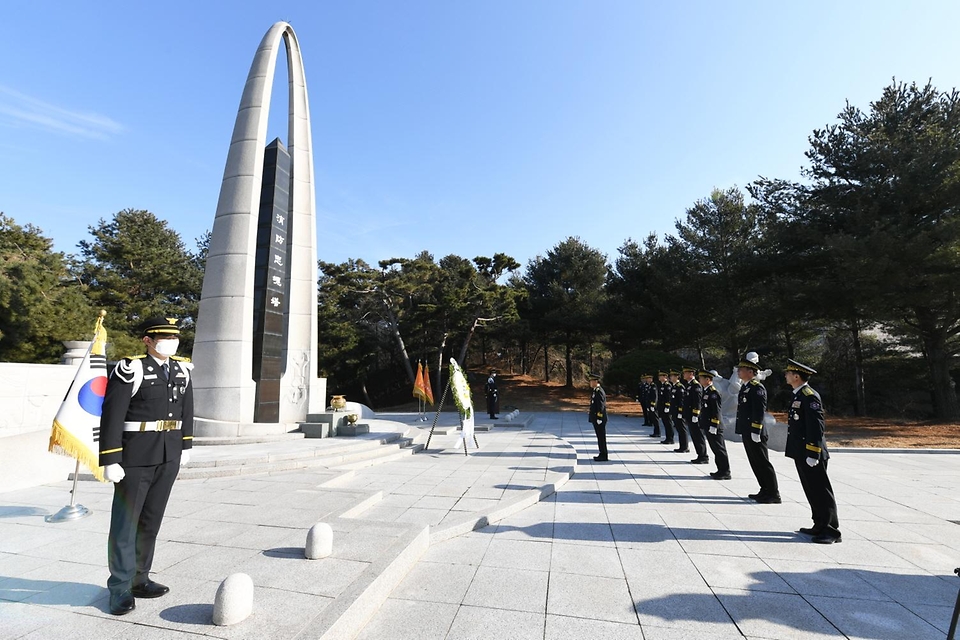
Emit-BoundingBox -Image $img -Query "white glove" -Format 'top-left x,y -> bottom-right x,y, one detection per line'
751,432 -> 761,443
709,426 -> 718,435
104,463 -> 126,483
692,416 -> 698,423
806,456 -> 819,467
181,450 -> 191,466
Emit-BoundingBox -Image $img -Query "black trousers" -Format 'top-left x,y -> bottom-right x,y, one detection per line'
107,458 -> 179,593
486,394 -> 499,418
742,431 -> 779,496
689,419 -> 708,460
706,428 -> 729,473
592,420 -> 608,457
661,412 -> 674,442
795,458 -> 840,536
641,402 -> 651,426
648,410 -> 661,436
674,415 -> 689,450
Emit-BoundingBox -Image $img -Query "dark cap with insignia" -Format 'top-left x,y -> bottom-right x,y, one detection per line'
737,356 -> 760,371
657,371 -> 668,377
786,359 -> 817,375
697,369 -> 716,379
641,373 -> 653,380
138,316 -> 181,337
668,369 -> 680,376
587,372 -> 602,381
682,366 -> 696,373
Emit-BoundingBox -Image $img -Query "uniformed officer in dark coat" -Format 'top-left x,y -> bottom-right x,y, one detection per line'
785,359 -> 841,544
669,370 -> 689,453
736,356 -> 780,503
699,370 -> 730,479
682,366 -> 707,463
99,317 -> 194,615
636,376 -> 650,426
656,371 -> 674,444
588,373 -> 608,461
642,373 -> 660,437
485,370 -> 499,419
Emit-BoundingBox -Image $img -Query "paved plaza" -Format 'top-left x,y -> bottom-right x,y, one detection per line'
1,411 -> 959,639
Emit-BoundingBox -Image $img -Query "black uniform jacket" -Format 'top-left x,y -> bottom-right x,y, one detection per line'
700,384 -> 723,430
671,381 -> 685,420
589,386 -> 607,425
785,384 -> 830,462
99,354 -> 194,468
645,382 -> 658,407
735,379 -> 766,435
682,379 -> 703,422
656,380 -> 669,414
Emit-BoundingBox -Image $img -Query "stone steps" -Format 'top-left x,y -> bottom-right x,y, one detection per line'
71,430 -> 426,482
193,432 -> 307,446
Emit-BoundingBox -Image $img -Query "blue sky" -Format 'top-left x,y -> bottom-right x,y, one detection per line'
3,1 -> 959,270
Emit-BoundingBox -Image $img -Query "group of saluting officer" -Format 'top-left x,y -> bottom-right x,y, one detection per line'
592,354 -> 841,545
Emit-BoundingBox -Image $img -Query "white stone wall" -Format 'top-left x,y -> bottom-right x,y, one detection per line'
0,363 -> 76,438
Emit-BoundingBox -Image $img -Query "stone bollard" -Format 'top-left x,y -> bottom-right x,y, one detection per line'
213,573 -> 254,626
305,522 -> 333,559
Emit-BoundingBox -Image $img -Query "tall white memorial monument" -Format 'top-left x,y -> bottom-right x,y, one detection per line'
192,22 -> 325,436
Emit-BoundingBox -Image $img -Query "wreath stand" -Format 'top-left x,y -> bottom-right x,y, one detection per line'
422,377 -> 479,455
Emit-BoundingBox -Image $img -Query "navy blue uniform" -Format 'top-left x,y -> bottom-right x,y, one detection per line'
787,384 -> 839,538
700,383 -> 729,474
589,384 -> 608,459
683,378 -> 706,461
737,378 -> 779,498
99,354 -> 194,595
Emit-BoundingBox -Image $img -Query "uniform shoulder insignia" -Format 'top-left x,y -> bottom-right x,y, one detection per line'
129,354 -> 147,359
749,379 -> 759,386
112,357 -> 143,383
802,386 -> 815,396
171,355 -> 191,363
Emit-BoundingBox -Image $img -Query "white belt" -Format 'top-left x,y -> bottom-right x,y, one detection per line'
123,420 -> 181,432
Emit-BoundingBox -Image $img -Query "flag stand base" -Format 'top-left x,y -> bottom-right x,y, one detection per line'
45,459 -> 92,523
45,503 -> 91,523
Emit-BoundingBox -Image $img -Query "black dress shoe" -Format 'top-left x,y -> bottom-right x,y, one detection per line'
711,472 -> 732,480
648,433 -> 661,437
798,527 -> 823,536
660,440 -> 674,445
812,533 -> 841,544
131,581 -> 169,599
748,493 -> 762,501
754,495 -> 782,504
673,448 -> 689,453
109,590 -> 136,615
690,458 -> 710,464
593,455 -> 608,462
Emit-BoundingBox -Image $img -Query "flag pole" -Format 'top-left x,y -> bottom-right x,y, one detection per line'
45,459 -> 92,523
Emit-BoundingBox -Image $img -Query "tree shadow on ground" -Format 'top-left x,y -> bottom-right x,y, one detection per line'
634,567 -> 954,638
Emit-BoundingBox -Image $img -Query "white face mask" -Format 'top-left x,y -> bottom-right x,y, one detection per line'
153,338 -> 179,357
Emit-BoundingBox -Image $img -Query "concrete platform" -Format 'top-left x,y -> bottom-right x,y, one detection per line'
2,412 -> 959,639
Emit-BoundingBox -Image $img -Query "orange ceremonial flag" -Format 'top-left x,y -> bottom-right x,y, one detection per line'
413,362 -> 427,402
423,363 -> 435,405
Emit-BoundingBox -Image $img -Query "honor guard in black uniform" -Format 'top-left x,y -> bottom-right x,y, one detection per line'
785,360 -> 841,544
99,317 -> 194,615
669,370 -> 689,452
637,376 -> 650,426
643,373 -> 660,438
485,370 -> 499,419
588,373 -> 608,461
736,356 -> 780,503
682,366 -> 707,463
699,370 -> 730,479
657,371 -> 674,444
